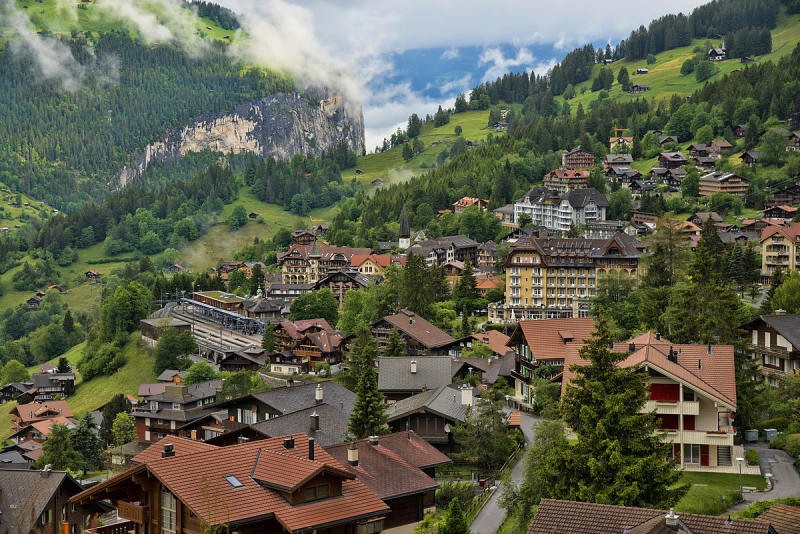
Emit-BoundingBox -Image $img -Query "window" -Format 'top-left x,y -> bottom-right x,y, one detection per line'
683,444 -> 701,465
303,484 -> 330,502
161,488 -> 177,534
172,403 -> 180,410
225,475 -> 244,488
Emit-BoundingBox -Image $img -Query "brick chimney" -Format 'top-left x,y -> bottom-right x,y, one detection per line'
162,444 -> 175,458
347,443 -> 359,466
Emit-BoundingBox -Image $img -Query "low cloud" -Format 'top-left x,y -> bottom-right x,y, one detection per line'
440,46 -> 459,60
479,47 -> 535,82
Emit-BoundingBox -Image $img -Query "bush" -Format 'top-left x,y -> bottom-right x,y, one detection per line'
755,417 -> 790,431
435,481 -> 475,509
745,449 -> 759,466
771,433 -> 800,470
734,497 -> 800,519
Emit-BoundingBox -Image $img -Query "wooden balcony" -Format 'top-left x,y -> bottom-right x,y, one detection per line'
117,501 -> 148,524
88,520 -> 136,534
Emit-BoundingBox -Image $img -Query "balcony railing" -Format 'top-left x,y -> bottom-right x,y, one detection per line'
88,520 -> 136,534
644,400 -> 699,415
117,501 -> 148,524
657,429 -> 734,446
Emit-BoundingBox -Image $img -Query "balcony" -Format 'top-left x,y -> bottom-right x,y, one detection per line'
658,429 -> 734,446
117,501 -> 148,524
87,520 -> 136,534
644,400 -> 699,415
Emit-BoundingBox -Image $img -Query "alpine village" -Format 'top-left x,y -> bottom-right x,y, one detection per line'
4,0 -> 800,533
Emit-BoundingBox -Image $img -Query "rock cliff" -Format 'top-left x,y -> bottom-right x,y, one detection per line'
117,92 -> 364,186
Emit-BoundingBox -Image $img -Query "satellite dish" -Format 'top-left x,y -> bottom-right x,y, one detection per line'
444,424 -> 451,433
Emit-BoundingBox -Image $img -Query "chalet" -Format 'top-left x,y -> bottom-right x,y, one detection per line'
741,150 -> 760,166
734,124 -> 747,138
708,46 -> 727,60
218,346 -> 268,372
561,146 -> 595,169
693,155 -> 716,169
475,273 -> 504,297
12,400 -> 73,431
451,351 -> 515,386
27,373 -> 75,401
378,356 -> 455,401
476,241 -> 498,272
241,296 -> 289,322
629,84 -> 649,94
658,151 -> 687,169
272,319 -> 344,372
657,135 -> 679,146
699,171 -> 748,197
0,468 -> 102,534
742,314 -> 800,387
543,168 -> 589,193
406,235 -> 478,266
632,211 -> 659,225
636,67 -> 649,74
741,55 -> 755,64
561,332 -> 739,470
26,290 -> 45,309
606,165 -> 641,185
132,380 -> 223,443
0,449 -> 30,469
289,229 -> 316,245
139,317 -> 191,346
216,261 -> 246,281
687,211 -> 723,227
493,204 -> 516,226
763,205 -> 798,220
350,253 -> 406,277
608,136 -> 633,152
71,435 -> 390,534
85,269 -> 101,282
452,196 -> 489,213
249,402 -> 351,447
265,283 -> 313,302
0,382 -> 30,403
756,504 -> 800,533
157,369 -> 187,384
686,143 -> 708,157
710,138 -> 733,155
276,243 -> 372,284
528,499 -> 774,534
766,184 -> 800,207
385,385 -> 472,446
9,416 -> 76,444
312,269 -> 375,305
368,309 -> 456,356
628,179 -> 657,195
602,153 -> 633,170
325,433 -> 449,529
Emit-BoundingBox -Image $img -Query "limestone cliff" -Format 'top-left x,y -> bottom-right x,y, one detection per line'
117,92 -> 364,186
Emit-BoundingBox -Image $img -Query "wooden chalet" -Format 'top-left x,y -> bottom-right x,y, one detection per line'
766,184 -> 800,207
561,146 -> 595,169
368,309 -> 456,356
312,269 -> 375,305
272,319 -> 344,372
658,152 -> 687,169
741,150 -> 759,167
763,205 -> 798,220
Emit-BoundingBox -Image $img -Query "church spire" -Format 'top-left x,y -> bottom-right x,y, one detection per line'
398,204 -> 411,249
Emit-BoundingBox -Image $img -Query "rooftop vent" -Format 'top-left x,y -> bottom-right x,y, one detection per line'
308,437 -> 315,460
162,444 -> 175,458
283,437 -> 295,449
310,411 -> 320,432
628,343 -> 636,353
665,508 -> 679,529
347,443 -> 359,467
368,435 -> 379,446
410,360 -> 417,374
315,384 -> 324,404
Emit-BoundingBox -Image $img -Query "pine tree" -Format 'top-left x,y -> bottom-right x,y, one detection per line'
560,317 -> 688,507
261,326 -> 277,352
453,258 -> 479,311
57,356 -> 71,373
383,328 -> 406,357
71,412 -> 103,475
347,327 -> 389,439
36,424 -> 82,471
100,393 -> 131,446
62,310 -> 75,334
440,498 -> 469,534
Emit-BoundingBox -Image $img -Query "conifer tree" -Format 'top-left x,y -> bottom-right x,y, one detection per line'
560,317 -> 687,507
347,327 -> 389,439
36,424 -> 82,471
383,328 -> 406,357
440,498 -> 469,534
71,412 -> 103,475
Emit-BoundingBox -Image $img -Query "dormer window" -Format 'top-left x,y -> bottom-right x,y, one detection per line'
303,483 -> 330,502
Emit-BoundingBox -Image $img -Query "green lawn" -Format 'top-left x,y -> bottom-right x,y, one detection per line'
675,471 -> 766,515
0,182 -> 52,232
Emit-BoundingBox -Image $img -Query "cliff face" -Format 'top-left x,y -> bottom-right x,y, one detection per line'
117,92 -> 364,186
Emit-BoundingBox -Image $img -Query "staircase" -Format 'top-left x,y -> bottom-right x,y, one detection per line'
717,445 -> 732,466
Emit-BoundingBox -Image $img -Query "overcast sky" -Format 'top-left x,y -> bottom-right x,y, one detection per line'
217,0 -> 709,149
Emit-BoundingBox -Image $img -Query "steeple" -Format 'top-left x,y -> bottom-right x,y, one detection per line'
399,204 -> 410,249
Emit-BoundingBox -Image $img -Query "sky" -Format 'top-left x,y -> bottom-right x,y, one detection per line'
216,0 -> 709,150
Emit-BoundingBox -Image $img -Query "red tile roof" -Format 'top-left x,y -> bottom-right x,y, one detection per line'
470,330 -> 513,357
528,499 -> 771,534
131,435 -> 217,464
279,318 -> 334,340
507,411 -> 521,428
353,430 -> 452,470
251,448 -> 353,492
509,318 -> 596,362
74,434 -> 388,532
761,222 -> 800,242
381,309 -> 456,349
560,333 -> 736,409
757,503 -> 800,534
14,401 -> 73,423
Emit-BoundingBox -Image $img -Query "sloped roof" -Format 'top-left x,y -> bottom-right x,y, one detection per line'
359,430 -> 452,470
378,356 -> 454,393
761,222 -> 800,243
137,383 -> 167,397
251,448 -> 353,492
385,385 -> 469,423
132,435 -> 217,464
742,315 -> 800,351
379,309 -> 456,349
156,369 -> 186,382
700,171 -> 747,183
252,381 -> 355,416
757,504 -> 800,534
528,499 -> 771,534
470,330 -> 512,357
325,433 -> 440,500
74,434 -> 388,532
561,333 -> 737,409
251,402 -> 351,447
566,187 -> 608,208
659,151 -> 687,160
508,318 -> 596,362
0,469 -> 83,534
14,400 -> 73,423
278,318 -> 334,340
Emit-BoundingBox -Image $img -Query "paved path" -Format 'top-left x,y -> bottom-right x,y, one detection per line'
730,442 -> 800,510
470,412 -> 539,534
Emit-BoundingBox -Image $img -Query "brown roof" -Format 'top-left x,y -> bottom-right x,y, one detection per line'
75,434 -> 388,532
325,432 -> 441,500
279,318 -> 334,340
528,499 -> 772,534
252,449 -> 354,492
350,253 -> 406,269
14,400 -> 73,423
278,244 -> 372,264
357,430 -> 451,470
137,383 -> 167,397
761,222 -> 800,243
381,309 -> 456,349
757,504 -> 800,534
508,318 -> 595,362
561,333 -> 737,409
131,435 -> 217,464
471,330 -> 513,357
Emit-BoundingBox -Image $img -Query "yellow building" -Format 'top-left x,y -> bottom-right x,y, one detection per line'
760,222 -> 800,283
495,233 -> 642,322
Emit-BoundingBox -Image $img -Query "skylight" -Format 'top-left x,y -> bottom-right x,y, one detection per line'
225,475 -> 244,488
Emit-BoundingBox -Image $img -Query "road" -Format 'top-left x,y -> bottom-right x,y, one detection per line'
731,442 -> 800,510
470,411 -> 539,534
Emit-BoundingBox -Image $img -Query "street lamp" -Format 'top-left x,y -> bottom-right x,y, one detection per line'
736,456 -> 745,500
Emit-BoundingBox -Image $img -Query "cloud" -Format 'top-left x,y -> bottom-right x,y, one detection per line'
440,46 -> 459,60
479,47 -> 535,82
2,5 -> 87,92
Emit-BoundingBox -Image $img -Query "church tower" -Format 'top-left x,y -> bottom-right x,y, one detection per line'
399,204 -> 411,249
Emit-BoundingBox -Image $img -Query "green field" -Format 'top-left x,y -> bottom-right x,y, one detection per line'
675,471 -> 766,515
562,12 -> 800,111
0,183 -> 52,233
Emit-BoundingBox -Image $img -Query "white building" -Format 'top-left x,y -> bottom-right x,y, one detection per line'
514,187 -> 608,232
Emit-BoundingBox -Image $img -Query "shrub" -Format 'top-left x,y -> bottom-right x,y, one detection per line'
435,481 -> 475,509
755,417 -> 790,431
745,449 -> 759,466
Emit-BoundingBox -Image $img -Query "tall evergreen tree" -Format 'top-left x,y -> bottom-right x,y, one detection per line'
71,412 -> 103,475
100,393 -> 132,446
347,327 -> 389,439
560,318 -> 687,507
36,424 -> 82,471
383,328 -> 406,357
440,498 -> 469,534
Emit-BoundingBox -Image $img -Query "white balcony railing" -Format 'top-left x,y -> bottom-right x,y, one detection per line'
644,400 -> 699,415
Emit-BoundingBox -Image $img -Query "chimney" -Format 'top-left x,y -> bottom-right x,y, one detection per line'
237,436 -> 249,444
656,332 -> 661,340
368,435 -> 379,446
410,360 -> 417,374
315,384 -> 323,404
668,346 -> 676,363
347,443 -> 359,466
707,342 -> 712,355
697,360 -> 702,370
461,385 -> 474,407
162,444 -> 175,458
308,437 -> 315,460
665,508 -> 679,530
190,429 -> 197,441
628,343 -> 636,353
310,411 -> 320,432
283,437 -> 295,449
